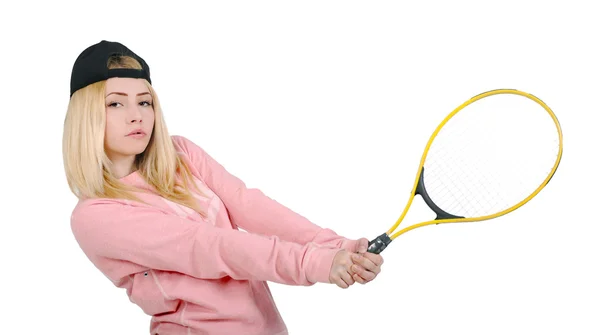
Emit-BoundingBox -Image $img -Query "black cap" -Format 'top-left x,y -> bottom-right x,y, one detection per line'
70,40 -> 151,97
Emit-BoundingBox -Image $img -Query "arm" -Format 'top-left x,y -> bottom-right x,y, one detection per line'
70,199 -> 339,285
173,135 -> 359,250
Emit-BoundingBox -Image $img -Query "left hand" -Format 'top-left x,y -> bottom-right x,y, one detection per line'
344,238 -> 384,284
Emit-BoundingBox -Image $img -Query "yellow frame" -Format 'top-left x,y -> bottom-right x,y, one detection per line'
386,88 -> 564,241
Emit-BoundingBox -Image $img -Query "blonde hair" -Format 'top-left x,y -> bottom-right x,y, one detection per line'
62,55 -> 206,216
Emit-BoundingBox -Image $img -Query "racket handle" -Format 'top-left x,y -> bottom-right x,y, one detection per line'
367,233 -> 392,254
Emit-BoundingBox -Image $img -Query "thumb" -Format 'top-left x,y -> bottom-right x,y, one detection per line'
356,238 -> 369,254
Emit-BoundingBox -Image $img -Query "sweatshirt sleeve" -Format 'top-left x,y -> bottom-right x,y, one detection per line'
172,135 -> 357,250
70,199 -> 339,285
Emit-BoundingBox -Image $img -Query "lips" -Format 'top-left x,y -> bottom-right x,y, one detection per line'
127,129 -> 146,136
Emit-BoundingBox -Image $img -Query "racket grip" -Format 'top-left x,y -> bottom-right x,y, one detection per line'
367,233 -> 392,254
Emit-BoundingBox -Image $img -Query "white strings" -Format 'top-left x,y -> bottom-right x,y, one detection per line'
423,94 -> 561,218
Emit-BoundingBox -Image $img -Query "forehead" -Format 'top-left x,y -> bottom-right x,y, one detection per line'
105,77 -> 148,95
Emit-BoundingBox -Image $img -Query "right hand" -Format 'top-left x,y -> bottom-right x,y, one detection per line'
328,250 -> 355,289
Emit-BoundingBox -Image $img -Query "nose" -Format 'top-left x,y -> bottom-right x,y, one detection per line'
127,103 -> 143,123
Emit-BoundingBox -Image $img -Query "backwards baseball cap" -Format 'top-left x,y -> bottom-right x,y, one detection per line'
70,40 -> 151,97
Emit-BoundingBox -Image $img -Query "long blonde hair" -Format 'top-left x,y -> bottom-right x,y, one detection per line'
62,55 -> 206,216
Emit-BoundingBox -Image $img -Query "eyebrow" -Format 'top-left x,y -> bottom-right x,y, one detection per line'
106,92 -> 151,97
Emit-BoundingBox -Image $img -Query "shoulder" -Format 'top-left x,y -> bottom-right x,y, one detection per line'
170,134 -> 191,148
170,135 -> 221,179
170,135 -> 210,163
71,197 -> 124,217
70,197 -> 172,249
171,135 -> 204,154
70,197 -> 162,233
69,198 -> 126,248
70,198 -> 128,230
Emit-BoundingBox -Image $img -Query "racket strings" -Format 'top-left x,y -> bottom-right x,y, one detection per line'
420,94 -> 560,218
426,123 -> 507,216
427,152 -> 504,217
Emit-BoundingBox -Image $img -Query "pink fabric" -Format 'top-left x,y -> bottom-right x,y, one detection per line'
70,135 -> 358,335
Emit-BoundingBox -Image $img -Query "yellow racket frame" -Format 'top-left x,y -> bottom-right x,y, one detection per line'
385,88 -> 563,242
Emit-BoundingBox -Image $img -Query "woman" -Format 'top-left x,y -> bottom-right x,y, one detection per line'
63,40 -> 384,335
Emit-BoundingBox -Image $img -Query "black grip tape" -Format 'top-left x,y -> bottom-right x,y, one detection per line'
366,233 -> 392,254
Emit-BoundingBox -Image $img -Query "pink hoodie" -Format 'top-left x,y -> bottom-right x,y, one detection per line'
70,135 -> 359,335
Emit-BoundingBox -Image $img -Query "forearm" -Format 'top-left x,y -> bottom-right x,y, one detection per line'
225,185 -> 349,248
173,135 -> 353,248
71,199 -> 340,286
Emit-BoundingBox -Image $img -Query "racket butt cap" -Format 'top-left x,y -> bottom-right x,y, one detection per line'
367,233 -> 392,254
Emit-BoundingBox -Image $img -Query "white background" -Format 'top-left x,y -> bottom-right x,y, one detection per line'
1,1 -> 598,334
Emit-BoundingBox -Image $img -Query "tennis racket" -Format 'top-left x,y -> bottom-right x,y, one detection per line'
367,88 -> 563,254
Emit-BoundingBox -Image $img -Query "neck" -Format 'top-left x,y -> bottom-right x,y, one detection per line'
108,154 -> 138,178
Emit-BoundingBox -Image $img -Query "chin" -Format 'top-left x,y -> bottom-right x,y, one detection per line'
130,149 -> 148,156
121,144 -> 150,156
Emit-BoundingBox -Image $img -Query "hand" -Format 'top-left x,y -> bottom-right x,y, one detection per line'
349,238 -> 384,284
328,250 -> 356,289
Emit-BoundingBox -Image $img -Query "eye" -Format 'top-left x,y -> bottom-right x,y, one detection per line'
139,101 -> 153,107
107,101 -> 122,108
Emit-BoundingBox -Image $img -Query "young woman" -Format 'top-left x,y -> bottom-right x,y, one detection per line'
63,40 -> 384,335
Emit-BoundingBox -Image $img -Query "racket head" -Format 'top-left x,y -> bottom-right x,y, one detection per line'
388,89 -> 563,239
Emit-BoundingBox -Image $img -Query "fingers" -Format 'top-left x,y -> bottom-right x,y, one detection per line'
329,250 -> 356,289
351,263 -> 375,283
333,270 -> 355,289
329,249 -> 384,289
351,253 -> 380,274
363,252 -> 384,268
341,271 -> 354,288
333,278 -> 349,289
350,252 -> 384,284
356,238 -> 369,254
360,252 -> 384,268
353,273 -> 367,284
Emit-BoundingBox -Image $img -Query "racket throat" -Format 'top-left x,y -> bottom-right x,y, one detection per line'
415,167 -> 464,221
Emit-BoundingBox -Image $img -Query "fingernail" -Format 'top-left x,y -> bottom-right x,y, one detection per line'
352,254 -> 359,260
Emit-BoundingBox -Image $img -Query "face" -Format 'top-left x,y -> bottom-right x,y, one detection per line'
104,77 -> 155,164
